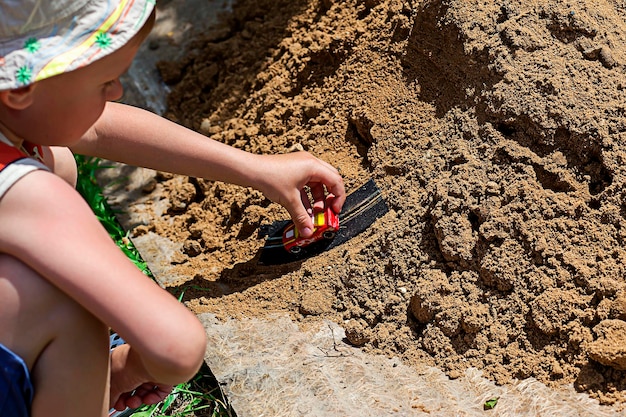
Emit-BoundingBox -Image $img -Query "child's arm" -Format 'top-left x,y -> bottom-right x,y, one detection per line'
72,102 -> 346,236
0,170 -> 207,399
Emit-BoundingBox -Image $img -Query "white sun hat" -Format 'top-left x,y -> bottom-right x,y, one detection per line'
0,0 -> 155,90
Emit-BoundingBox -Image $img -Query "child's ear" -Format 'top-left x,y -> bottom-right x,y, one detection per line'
0,85 -> 37,110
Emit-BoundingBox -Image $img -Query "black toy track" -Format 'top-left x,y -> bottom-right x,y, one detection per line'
258,179 -> 388,265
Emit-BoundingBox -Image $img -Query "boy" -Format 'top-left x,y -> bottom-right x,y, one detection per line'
0,1 -> 346,416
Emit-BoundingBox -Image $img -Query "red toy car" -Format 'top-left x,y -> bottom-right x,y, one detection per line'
282,206 -> 340,254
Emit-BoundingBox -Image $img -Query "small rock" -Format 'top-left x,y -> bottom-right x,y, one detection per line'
599,46 -> 617,69
199,118 -> 212,134
612,290 -> 626,319
583,46 -> 617,69
485,181 -> 500,195
299,289 -> 333,316
183,240 -> 203,257
588,319 -> 626,370
409,294 -> 434,324
448,369 -> 462,380
286,143 -> 304,153
343,319 -> 371,346
141,178 -> 157,193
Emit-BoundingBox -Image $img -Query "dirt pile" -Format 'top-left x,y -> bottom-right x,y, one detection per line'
132,0 -> 626,408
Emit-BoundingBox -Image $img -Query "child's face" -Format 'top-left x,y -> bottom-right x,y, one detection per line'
1,11 -> 155,146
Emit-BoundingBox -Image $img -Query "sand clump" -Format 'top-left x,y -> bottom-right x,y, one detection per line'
120,0 -> 626,409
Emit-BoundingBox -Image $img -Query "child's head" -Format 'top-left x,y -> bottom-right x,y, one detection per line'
0,0 -> 156,144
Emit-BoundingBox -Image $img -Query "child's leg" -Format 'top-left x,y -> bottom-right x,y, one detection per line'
0,254 -> 110,417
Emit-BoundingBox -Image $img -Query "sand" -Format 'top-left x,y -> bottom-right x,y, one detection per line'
111,0 -> 626,411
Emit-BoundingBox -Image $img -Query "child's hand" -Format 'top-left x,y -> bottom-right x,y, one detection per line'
109,344 -> 174,411
111,382 -> 173,411
255,151 -> 346,237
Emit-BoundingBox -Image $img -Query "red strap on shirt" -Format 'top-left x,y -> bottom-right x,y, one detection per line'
0,140 -> 28,172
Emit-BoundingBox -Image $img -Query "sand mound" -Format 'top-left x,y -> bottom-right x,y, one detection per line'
119,0 -> 626,410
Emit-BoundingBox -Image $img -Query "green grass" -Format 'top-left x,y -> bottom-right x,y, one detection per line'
75,155 -> 234,417
129,365 -> 231,417
75,156 -> 153,276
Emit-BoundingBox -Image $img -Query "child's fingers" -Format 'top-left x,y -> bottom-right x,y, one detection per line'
122,394 -> 143,410
309,182 -> 327,212
113,392 -> 133,411
137,388 -> 171,407
300,188 -> 313,213
312,165 -> 346,212
114,383 -> 173,410
287,191 -> 314,237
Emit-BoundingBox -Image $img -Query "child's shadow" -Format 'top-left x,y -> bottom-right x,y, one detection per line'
169,221 -> 304,303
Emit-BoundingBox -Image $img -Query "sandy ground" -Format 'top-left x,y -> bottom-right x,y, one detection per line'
107,0 -> 626,413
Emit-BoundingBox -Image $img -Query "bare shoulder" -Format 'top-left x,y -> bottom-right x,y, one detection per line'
0,169 -> 87,251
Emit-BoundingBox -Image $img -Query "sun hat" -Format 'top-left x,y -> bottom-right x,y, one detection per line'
0,0 -> 155,90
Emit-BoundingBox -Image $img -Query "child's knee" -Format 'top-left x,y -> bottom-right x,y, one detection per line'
0,253 -> 73,311
0,254 -> 107,365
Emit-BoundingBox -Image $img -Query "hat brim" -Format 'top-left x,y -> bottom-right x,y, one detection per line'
0,0 -> 156,90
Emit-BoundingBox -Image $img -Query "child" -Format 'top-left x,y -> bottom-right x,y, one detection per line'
0,1 -> 346,416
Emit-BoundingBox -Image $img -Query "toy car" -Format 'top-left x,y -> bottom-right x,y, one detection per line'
282,206 -> 340,254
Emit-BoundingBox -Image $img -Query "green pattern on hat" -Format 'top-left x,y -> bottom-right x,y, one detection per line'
24,38 -> 41,53
95,31 -> 112,49
16,66 -> 32,85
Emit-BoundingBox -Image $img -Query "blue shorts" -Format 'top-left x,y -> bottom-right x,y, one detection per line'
0,343 -> 33,417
